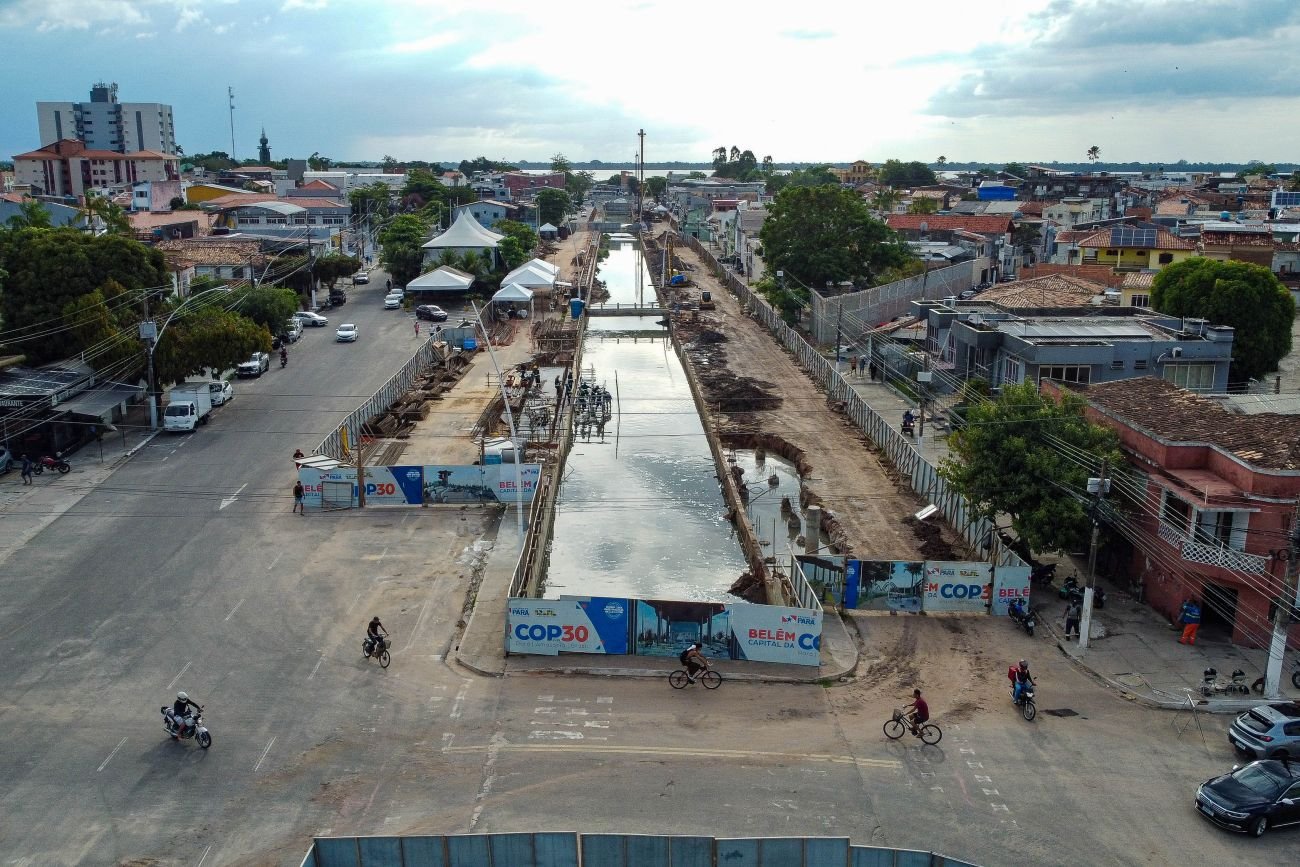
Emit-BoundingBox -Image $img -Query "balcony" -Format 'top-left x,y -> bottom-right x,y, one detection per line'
1157,522 -> 1270,575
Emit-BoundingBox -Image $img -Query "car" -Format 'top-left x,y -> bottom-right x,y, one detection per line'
960,290 -> 977,300
416,304 -> 449,322
236,352 -> 271,377
1195,759 -> 1300,836
383,293 -> 403,309
336,323 -> 359,342
328,290 -> 348,306
208,380 -> 234,406
353,272 -> 370,284
281,319 -> 303,343
0,445 -> 11,474
1230,702 -> 1300,759
293,311 -> 329,327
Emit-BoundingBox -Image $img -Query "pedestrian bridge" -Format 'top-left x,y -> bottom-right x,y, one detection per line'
586,303 -> 666,317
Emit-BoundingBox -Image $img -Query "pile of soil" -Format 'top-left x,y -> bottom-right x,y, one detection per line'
727,570 -> 765,603
901,515 -> 960,560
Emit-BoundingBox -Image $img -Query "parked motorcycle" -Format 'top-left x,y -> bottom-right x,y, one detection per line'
32,455 -> 70,475
1200,667 -> 1250,697
1008,599 -> 1036,636
1059,575 -> 1106,609
161,706 -> 212,748
1031,563 -> 1057,587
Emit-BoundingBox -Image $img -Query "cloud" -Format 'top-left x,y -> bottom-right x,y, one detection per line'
781,29 -> 833,40
0,0 -> 149,31
389,32 -> 461,55
281,0 -> 328,10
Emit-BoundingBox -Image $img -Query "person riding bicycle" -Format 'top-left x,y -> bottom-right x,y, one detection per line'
679,643 -> 708,683
904,688 -> 929,734
1010,659 -> 1035,704
365,616 -> 388,654
169,691 -> 203,736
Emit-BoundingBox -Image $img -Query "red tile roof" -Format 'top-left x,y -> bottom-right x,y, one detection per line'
886,214 -> 1013,234
300,179 -> 339,191
12,140 -> 175,161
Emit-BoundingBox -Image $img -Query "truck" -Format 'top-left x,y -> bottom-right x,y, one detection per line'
164,383 -> 214,433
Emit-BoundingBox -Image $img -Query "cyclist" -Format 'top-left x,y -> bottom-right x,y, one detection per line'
679,643 -> 708,683
904,688 -> 929,734
365,616 -> 388,655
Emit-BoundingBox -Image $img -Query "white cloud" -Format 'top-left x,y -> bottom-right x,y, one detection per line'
282,0 -> 329,10
389,32 -> 461,55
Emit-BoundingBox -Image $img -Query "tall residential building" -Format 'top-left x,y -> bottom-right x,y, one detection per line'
36,82 -> 177,155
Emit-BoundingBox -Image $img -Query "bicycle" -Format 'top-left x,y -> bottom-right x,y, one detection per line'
883,708 -> 942,745
669,667 -> 721,689
362,635 -> 391,668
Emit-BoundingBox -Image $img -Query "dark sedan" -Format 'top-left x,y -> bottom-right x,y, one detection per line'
416,304 -> 449,322
1195,759 -> 1300,836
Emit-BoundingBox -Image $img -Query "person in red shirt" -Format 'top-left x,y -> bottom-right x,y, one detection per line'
905,688 -> 929,734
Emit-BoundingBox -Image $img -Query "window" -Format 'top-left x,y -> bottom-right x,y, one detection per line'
1161,492 -> 1193,535
1002,356 -> 1022,385
1105,249 -> 1117,256
1158,253 -> 1174,264
1195,510 -> 1248,551
1130,293 -> 1150,307
264,216 -> 287,225
1134,359 -> 1148,370
1163,363 -> 1215,391
1038,365 -> 1092,385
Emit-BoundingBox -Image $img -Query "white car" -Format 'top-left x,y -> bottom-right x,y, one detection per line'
353,272 -> 370,284
208,380 -> 234,406
293,311 -> 329,327
383,293 -> 403,309
336,323 -> 359,342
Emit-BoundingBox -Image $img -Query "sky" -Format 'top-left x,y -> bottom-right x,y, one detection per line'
2,0 -> 1299,166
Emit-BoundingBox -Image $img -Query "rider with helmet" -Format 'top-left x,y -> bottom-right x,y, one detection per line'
169,691 -> 203,736
1010,660 -> 1035,704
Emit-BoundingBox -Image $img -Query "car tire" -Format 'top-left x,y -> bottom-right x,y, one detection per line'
1269,749 -> 1290,760
1249,816 -> 1268,837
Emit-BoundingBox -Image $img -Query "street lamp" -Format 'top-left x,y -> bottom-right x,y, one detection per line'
140,285 -> 233,430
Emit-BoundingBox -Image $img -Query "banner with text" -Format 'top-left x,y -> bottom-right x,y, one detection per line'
990,566 -> 1032,616
298,464 -> 540,507
727,603 -> 823,666
506,597 -> 630,655
922,561 -> 993,612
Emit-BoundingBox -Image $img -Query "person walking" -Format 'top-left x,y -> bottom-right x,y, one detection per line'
414,321 -> 420,337
20,453 -> 33,485
1064,599 -> 1082,640
1178,598 -> 1201,645
868,360 -> 878,382
292,480 -> 305,515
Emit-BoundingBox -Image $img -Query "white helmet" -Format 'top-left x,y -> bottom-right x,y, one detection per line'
177,691 -> 188,702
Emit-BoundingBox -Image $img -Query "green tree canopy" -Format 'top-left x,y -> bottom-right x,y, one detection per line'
644,176 -> 668,199
1150,257 -> 1295,382
497,236 -> 528,271
493,220 -> 538,253
1003,162 -> 1028,178
348,183 -> 393,225
766,164 -> 837,195
4,198 -> 53,230
458,156 -> 518,175
228,284 -> 299,333
758,185 -> 915,290
941,382 -> 1123,554
536,188 -> 571,226
379,213 -> 431,288
908,197 -> 938,215
566,170 -> 594,202
314,253 -> 362,290
153,303 -> 270,385
878,160 -> 937,187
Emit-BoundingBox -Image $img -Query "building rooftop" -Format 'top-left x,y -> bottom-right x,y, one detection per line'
156,238 -> 266,266
974,274 -> 1108,309
1076,226 -> 1197,250
886,213 -> 1014,234
1120,272 -> 1155,289
1077,377 -> 1300,470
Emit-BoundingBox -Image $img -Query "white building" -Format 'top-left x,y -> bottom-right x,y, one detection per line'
36,82 -> 176,155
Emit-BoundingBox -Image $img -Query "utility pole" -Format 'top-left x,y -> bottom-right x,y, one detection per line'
1078,458 -> 1109,650
355,432 -> 366,509
227,87 -> 237,161
1263,499 -> 1300,696
637,129 -> 646,223
140,290 -> 159,430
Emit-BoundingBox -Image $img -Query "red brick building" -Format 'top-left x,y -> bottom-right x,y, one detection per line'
503,171 -> 565,197
1064,378 -> 1300,648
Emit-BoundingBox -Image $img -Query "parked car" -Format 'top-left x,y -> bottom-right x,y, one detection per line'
237,352 -> 271,377
1195,759 -> 1300,836
329,289 -> 348,306
353,272 -> 370,284
1229,702 -> 1300,760
293,311 -> 329,327
416,304 -> 449,322
336,323 -> 359,342
0,445 -> 12,474
281,319 -> 303,343
208,380 -> 234,406
383,293 -> 403,310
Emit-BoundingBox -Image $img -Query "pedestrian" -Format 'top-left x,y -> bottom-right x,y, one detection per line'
554,375 -> 562,394
1064,599 -> 1082,640
868,361 -> 877,381
386,278 -> 392,291
292,480 -> 305,515
20,453 -> 33,485
850,355 -> 859,377
859,355 -> 867,376
414,321 -> 420,337
1178,598 -> 1201,645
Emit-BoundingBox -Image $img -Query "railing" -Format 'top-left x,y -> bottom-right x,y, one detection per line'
790,553 -> 825,612
1157,522 -> 1270,575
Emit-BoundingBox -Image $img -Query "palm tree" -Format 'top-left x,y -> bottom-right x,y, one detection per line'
1086,145 -> 1100,164
908,197 -> 939,215
4,198 -> 53,230
872,189 -> 901,213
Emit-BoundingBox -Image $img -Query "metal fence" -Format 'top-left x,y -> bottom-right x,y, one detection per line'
303,834 -> 980,867
680,235 -> 1026,573
808,262 -> 977,346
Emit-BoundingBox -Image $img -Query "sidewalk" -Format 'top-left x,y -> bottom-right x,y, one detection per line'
0,408 -> 157,566
843,376 -> 951,465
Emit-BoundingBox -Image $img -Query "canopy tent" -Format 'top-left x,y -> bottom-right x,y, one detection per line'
406,265 -> 475,294
502,262 -> 556,294
521,257 -> 559,276
421,211 -> 504,266
538,222 -> 559,238
492,282 -> 535,321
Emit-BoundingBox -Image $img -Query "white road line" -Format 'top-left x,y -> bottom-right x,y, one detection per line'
194,844 -> 213,867
253,736 -> 276,773
166,661 -> 191,690
97,737 -> 127,772
266,551 -> 284,572
402,600 -> 430,652
449,682 -> 469,720
218,483 -> 248,510
307,656 -> 324,680
223,598 -> 244,621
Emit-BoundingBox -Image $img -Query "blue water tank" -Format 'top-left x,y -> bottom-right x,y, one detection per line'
570,298 -> 586,319
463,337 -> 478,352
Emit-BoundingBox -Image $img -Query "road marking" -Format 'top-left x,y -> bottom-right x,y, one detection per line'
402,599 -> 430,652
444,743 -> 901,768
266,551 -> 284,572
98,737 -> 127,772
449,682 -> 468,720
308,656 -> 324,680
441,732 -> 455,750
468,732 -> 504,830
194,844 -> 212,867
219,483 -> 248,510
224,598 -> 244,621
166,661 -> 191,690
596,696 -> 613,704
253,736 -> 276,773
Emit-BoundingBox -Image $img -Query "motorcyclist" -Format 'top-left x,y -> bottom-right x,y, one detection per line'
365,616 -> 388,654
1010,660 -> 1035,704
902,409 -> 916,432
1008,597 -> 1027,621
280,346 -> 289,367
169,691 -> 203,736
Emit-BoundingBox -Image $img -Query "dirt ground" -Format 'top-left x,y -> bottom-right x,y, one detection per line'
667,241 -> 964,563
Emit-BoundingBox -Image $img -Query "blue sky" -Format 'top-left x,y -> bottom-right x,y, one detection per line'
3,0 -> 1299,165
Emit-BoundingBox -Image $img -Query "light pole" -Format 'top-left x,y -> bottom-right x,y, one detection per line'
469,301 -> 526,537
141,286 -> 232,430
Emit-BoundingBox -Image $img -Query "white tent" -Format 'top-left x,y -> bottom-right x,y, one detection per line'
522,257 -> 559,276
406,265 -> 475,294
492,282 -> 534,320
421,210 -> 504,265
538,222 -> 559,238
502,262 -> 556,294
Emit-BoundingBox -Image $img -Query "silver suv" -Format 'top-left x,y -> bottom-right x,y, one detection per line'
1230,702 -> 1300,760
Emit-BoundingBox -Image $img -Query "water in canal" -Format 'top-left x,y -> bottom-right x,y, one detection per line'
544,239 -> 748,601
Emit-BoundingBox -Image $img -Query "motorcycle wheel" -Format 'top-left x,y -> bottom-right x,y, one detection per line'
197,730 -> 212,749
57,463 -> 70,474
32,465 -> 42,475
1292,670 -> 1300,689
378,650 -> 391,668
1027,624 -> 1035,637
1022,699 -> 1037,722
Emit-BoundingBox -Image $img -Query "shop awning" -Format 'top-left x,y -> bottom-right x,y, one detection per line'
58,382 -> 143,420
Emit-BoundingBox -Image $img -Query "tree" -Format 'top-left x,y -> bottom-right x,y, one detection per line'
494,219 -> 538,253
381,154 -> 399,173
4,198 -> 53,230
908,197 -> 939,215
1086,146 -> 1100,164
936,156 -> 947,167
153,303 -> 270,386
758,185 -> 915,290
766,164 -> 836,194
348,183 -> 393,228
536,188 -> 571,226
761,155 -> 774,175
1003,162 -> 1028,178
187,151 -> 235,172
942,382 -> 1123,554
1237,161 -> 1276,179
169,196 -> 186,210
1150,258 -> 1295,382
550,153 -> 571,175
308,152 -> 333,170
313,253 -> 363,290
712,147 -> 727,169
645,176 -> 668,199
878,159 -> 937,187
1012,223 -> 1042,262
458,156 -> 518,175
228,284 -> 299,333
83,196 -> 131,235
871,189 -> 901,213
379,213 -> 431,288
497,236 -> 528,271
401,169 -> 447,207
566,170 -> 593,202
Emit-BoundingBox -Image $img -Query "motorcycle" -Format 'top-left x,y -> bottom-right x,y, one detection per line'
161,706 -> 212,748
1059,575 -> 1106,609
1008,600 -> 1036,636
1200,667 -> 1250,697
32,454 -> 71,475
1011,682 -> 1037,721
280,352 -> 288,369
901,414 -> 916,436
362,634 -> 391,668
1031,563 -> 1057,586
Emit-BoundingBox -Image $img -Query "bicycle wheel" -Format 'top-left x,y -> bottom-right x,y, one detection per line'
378,650 -> 391,669
919,724 -> 942,745
669,670 -> 689,689
1022,699 -> 1037,722
883,719 -> 906,740
701,670 -> 722,689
